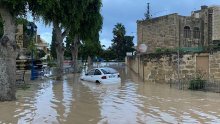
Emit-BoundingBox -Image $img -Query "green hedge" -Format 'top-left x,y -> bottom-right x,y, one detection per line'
188,79 -> 206,90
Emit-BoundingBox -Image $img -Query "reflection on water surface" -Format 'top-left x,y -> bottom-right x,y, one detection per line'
0,67 -> 220,124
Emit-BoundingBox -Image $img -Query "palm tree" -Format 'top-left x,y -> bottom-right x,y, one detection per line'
113,23 -> 126,38
112,23 -> 126,60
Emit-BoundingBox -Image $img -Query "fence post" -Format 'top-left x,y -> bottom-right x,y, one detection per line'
170,79 -> 172,88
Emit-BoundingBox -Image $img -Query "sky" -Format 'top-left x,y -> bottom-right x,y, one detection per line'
36,0 -> 220,48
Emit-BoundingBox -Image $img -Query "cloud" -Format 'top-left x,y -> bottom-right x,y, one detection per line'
100,38 -> 112,49
36,0 -> 220,48
35,21 -> 52,44
100,0 -> 220,48
40,32 -> 52,45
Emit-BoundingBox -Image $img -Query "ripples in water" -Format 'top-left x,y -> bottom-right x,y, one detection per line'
0,68 -> 220,123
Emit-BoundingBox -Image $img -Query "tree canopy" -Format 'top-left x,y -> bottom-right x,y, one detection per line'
29,0 -> 96,31
67,0 -> 103,47
111,23 -> 135,60
76,0 -> 103,41
0,0 -> 103,100
79,38 -> 102,61
0,0 -> 28,16
66,0 -> 103,64
112,23 -> 126,60
100,47 -> 117,61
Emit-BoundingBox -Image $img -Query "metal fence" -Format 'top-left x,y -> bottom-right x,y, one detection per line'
93,62 -> 126,69
169,79 -> 220,93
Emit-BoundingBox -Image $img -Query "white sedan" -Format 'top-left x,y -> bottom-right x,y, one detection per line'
80,67 -> 121,84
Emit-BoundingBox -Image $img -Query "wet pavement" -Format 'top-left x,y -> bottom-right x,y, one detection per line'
1,66 -> 220,124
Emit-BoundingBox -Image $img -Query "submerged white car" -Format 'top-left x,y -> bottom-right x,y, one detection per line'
80,67 -> 121,84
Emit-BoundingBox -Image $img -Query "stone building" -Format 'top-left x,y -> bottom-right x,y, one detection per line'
127,5 -> 220,84
16,24 -> 24,49
36,35 -> 49,54
15,23 -> 49,59
137,5 -> 220,53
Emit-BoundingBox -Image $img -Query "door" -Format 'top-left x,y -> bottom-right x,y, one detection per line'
93,69 -> 102,82
85,69 -> 95,81
196,55 -> 209,76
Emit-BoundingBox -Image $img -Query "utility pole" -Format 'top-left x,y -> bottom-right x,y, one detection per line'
178,48 -> 180,89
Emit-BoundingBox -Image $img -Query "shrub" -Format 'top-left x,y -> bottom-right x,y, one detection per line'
155,48 -> 162,53
189,78 -> 206,90
188,70 -> 207,90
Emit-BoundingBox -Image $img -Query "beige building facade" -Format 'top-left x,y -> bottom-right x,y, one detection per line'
137,5 -> 220,53
212,6 -> 220,41
127,5 -> 220,83
15,23 -> 49,59
16,24 -> 24,49
36,35 -> 49,54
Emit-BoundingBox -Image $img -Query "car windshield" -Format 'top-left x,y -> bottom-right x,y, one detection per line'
101,68 -> 118,74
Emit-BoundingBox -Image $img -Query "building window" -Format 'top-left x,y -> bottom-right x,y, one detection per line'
184,26 -> 191,38
193,27 -> 200,39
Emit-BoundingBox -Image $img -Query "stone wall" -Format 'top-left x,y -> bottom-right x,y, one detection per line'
139,57 -> 144,79
137,13 -> 204,53
127,52 -> 220,83
136,6 -> 219,53
137,13 -> 179,53
210,51 -> 220,80
212,6 -> 220,41
179,16 -> 202,47
126,57 -> 139,74
143,57 -> 176,83
179,54 -> 197,77
15,24 -> 23,49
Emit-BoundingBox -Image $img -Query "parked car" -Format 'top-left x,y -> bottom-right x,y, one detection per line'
80,67 -> 121,84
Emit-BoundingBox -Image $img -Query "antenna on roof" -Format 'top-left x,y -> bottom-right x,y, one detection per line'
144,3 -> 151,20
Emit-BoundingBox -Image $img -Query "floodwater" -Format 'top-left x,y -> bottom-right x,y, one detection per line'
1,66 -> 220,124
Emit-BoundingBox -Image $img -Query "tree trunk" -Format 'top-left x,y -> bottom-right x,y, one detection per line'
0,7 -> 17,101
54,22 -> 64,80
71,35 -> 79,73
87,56 -> 93,70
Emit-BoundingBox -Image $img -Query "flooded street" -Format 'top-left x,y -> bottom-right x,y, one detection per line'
1,66 -> 220,124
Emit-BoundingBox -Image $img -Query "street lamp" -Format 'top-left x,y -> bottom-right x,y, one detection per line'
26,22 -> 37,80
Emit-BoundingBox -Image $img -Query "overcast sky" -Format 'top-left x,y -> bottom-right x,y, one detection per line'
36,0 -> 220,48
